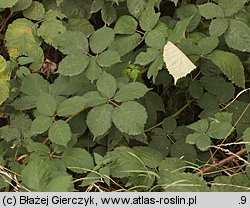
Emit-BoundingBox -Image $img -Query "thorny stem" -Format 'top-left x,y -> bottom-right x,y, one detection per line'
144,99 -> 194,132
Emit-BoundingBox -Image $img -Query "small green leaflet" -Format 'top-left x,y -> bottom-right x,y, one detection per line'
89,26 -> 114,54
198,3 -> 224,19
62,148 -> 94,173
224,19 -> 250,53
127,0 -> 146,18
0,0 -> 18,8
23,1 -> 45,21
11,0 -> 32,13
112,101 -> 147,135
30,115 -> 53,135
163,41 -> 196,84
139,1 -> 160,31
53,31 -> 89,55
218,0 -> 247,17
57,96 -> 88,117
20,74 -> 49,96
209,18 -> 229,37
96,50 -> 121,67
58,54 -> 89,76
86,104 -> 113,138
135,48 -> 161,66
48,120 -> 71,147
109,33 -> 141,56
82,91 -> 107,107
96,72 -> 117,98
208,50 -> 245,88
147,55 -> 164,82
21,158 -> 52,191
114,15 -> 138,34
84,57 -> 102,82
91,0 -> 104,13
44,175 -> 72,192
36,93 -> 57,117
114,82 -> 149,102
145,30 -> 166,49
186,132 -> 211,151
101,3 -> 117,25
168,16 -> 193,44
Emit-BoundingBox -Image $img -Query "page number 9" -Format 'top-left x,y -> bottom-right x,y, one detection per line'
240,196 -> 246,204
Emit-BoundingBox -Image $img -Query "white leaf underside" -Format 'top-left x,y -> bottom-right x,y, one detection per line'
163,41 -> 196,84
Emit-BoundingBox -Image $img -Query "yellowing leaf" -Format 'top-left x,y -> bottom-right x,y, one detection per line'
163,41 -> 196,84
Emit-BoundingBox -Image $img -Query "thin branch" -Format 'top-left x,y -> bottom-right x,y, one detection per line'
196,148 -> 248,176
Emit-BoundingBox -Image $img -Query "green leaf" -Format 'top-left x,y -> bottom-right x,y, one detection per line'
26,142 -> 50,154
224,19 -> 250,53
68,18 -> 95,38
210,175 -> 250,191
186,132 -> 211,151
0,0 -> 18,8
135,48 -> 160,65
96,72 -> 117,98
209,18 -> 228,37
96,50 -> 121,67
57,96 -> 88,117
91,0 -> 104,13
84,57 -> 102,82
162,116 -> 177,134
218,0 -> 247,17
127,0 -> 146,18
89,26 -> 115,54
149,135 -> 171,156
109,33 -> 141,56
187,119 -> 209,133
0,80 -> 9,105
208,50 -> 245,88
53,31 -> 88,55
168,16 -> 193,44
177,4 -> 201,32
101,3 -> 117,25
5,19 -> 44,69
23,1 -> 45,21
20,74 -> 49,96
147,55 -> 164,82
133,146 -> 163,168
139,1 -> 160,31
145,30 -> 165,49
158,172 -> 208,191
58,54 -> 89,76
207,120 -> 233,139
188,80 -> 203,99
114,15 -> 138,34
11,96 -> 36,111
37,17 -> 66,44
62,148 -> 94,173
86,104 -> 113,138
61,0 -> 91,19
200,76 -> 235,103
45,175 -> 72,192
30,115 -> 53,135
21,158 -> 52,191
82,91 -> 107,107
10,113 -> 32,138
198,36 -> 219,55
0,126 -> 20,142
112,101 -> 147,135
114,82 -> 149,102
11,0 -> 32,13
36,93 -> 57,117
48,120 -> 72,147
198,3 -> 224,19
242,127 -> 250,151
170,140 -> 197,162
